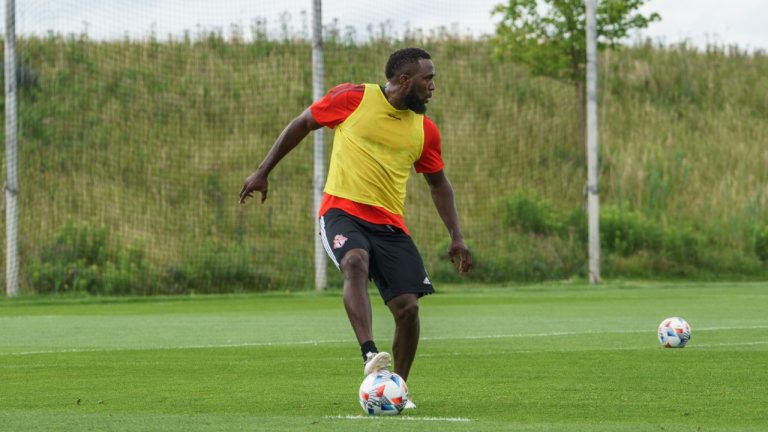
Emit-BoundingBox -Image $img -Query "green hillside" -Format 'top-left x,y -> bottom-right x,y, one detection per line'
2,35 -> 767,294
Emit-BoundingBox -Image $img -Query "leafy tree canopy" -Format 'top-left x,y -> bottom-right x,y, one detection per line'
492,0 -> 660,82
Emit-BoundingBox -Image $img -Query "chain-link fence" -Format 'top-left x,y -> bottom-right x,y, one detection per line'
3,1 -> 767,295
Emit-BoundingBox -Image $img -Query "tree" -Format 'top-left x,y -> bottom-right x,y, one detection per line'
491,0 -> 660,144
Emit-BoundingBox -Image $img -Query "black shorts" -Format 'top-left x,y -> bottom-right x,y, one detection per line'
319,208 -> 434,304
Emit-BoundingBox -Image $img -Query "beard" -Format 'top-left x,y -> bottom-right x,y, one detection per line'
404,92 -> 428,114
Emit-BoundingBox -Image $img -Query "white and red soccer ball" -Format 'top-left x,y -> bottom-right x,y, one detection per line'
359,371 -> 408,415
658,317 -> 692,348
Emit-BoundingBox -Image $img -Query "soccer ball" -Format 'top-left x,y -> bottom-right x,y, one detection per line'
658,317 -> 692,348
358,371 -> 408,415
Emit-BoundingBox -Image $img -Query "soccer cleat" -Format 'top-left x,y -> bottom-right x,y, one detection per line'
403,393 -> 416,409
363,351 -> 391,375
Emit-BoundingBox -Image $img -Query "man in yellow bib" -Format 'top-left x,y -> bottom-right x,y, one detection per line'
240,48 -> 472,408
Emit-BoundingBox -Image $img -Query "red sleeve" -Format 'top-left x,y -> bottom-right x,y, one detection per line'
414,116 -> 444,174
310,83 -> 365,128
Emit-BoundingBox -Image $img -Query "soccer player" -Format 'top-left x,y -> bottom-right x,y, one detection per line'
239,48 -> 472,408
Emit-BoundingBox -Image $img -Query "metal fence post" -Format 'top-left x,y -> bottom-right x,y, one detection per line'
312,0 -> 327,290
5,0 -> 19,297
585,0 -> 601,283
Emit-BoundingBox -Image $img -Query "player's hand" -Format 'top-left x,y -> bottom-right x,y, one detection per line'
448,240 -> 472,273
239,170 -> 269,204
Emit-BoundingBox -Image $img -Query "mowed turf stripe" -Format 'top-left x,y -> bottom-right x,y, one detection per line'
3,325 -> 766,356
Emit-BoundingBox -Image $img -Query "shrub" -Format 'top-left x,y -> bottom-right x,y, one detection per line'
26,222 -> 277,295
755,225 -> 768,262
660,224 -> 704,264
430,233 -> 585,284
160,240 -> 274,294
599,206 -> 661,256
502,190 -> 561,235
28,220 -> 152,295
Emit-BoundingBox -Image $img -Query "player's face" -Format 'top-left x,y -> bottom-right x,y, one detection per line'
404,59 -> 435,114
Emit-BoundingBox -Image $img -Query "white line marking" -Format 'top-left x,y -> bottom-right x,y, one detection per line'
325,415 -> 471,422
2,325 -> 767,356
691,341 -> 768,348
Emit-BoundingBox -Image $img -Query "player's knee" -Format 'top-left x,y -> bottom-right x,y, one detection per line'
340,249 -> 369,276
393,298 -> 419,323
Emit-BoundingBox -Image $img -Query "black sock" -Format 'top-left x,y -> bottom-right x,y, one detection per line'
361,340 -> 378,361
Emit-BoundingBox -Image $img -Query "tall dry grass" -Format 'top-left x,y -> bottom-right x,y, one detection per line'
1,34 -> 766,293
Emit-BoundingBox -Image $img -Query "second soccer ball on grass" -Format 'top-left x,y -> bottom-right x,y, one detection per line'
658,317 -> 692,348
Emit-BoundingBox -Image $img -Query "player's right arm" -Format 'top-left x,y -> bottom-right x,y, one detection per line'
239,83 -> 363,205
239,108 -> 321,204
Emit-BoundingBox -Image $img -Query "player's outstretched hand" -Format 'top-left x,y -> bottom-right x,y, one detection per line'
239,170 -> 269,204
448,240 -> 472,273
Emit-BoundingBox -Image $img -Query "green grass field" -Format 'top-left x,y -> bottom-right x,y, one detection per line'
1,281 -> 767,431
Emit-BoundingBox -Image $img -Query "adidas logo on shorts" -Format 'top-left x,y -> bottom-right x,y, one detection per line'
423,276 -> 431,285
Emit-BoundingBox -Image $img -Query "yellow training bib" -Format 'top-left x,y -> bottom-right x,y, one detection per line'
324,84 -> 425,216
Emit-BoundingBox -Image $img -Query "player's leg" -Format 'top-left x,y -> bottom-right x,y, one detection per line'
365,223 -> 431,410
340,248 -> 392,374
320,210 -> 390,373
367,226 -> 433,383
340,248 -> 373,346
386,293 -> 420,382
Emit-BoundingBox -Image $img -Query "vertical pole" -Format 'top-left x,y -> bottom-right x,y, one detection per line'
311,0 -> 326,290
5,0 -> 19,297
585,0 -> 601,283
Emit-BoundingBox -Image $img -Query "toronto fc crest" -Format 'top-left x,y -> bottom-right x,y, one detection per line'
333,234 -> 348,249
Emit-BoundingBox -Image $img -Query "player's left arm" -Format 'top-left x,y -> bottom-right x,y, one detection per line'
424,170 -> 472,273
